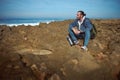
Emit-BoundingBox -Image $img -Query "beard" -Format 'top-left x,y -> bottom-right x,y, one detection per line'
76,17 -> 80,20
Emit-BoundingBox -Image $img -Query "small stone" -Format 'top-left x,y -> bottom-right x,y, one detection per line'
112,60 -> 119,66
31,64 -> 37,71
40,63 -> 47,71
31,64 -> 46,80
24,37 -> 27,40
96,42 -> 104,50
10,55 -> 20,61
6,64 -> 12,68
71,59 -> 78,65
21,56 -> 31,67
10,58 -> 18,62
49,73 -> 61,80
96,52 -> 107,60
60,68 -> 67,76
14,65 -> 20,69
116,54 -> 120,57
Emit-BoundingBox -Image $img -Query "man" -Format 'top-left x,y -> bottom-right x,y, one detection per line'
68,11 -> 93,51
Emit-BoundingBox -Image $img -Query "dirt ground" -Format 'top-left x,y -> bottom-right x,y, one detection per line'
0,19 -> 120,80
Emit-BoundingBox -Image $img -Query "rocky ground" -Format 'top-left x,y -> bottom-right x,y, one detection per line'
0,19 -> 120,80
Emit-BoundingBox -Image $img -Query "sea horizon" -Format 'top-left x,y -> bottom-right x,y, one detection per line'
0,17 -> 120,27
0,17 -> 70,26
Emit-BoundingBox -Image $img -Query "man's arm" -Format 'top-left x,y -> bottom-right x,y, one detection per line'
72,27 -> 80,34
84,18 -> 93,31
70,19 -> 81,34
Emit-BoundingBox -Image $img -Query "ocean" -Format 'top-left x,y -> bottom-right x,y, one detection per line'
0,18 -> 66,26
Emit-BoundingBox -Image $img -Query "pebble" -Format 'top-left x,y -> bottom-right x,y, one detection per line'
49,73 -> 61,80
71,59 -> 78,65
6,64 -> 12,68
14,65 -> 20,69
60,68 -> 67,76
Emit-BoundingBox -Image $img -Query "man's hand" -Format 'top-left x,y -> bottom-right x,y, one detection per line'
72,27 -> 81,34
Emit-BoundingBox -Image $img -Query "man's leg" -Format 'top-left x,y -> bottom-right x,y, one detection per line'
84,29 -> 90,46
68,25 -> 78,43
77,32 -> 84,39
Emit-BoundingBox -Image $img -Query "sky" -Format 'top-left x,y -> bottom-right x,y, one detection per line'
0,0 -> 120,19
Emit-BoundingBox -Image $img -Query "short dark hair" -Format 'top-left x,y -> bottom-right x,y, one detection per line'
77,11 -> 86,16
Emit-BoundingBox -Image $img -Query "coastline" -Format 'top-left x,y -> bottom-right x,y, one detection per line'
0,18 -> 67,27
0,18 -> 120,27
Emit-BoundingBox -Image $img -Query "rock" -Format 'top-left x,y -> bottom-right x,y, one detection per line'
33,50 -> 53,55
112,60 -> 119,66
21,56 -> 32,67
13,65 -> 20,69
9,54 -> 20,62
6,64 -> 12,68
24,37 -> 28,40
17,49 -> 53,56
60,68 -> 67,76
39,63 -> 47,71
96,42 -> 104,50
96,52 -> 108,60
49,73 -> 61,80
71,59 -> 78,65
110,53 -> 120,66
31,64 -> 46,80
39,23 -> 47,27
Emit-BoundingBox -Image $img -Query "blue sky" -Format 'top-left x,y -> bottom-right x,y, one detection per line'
0,0 -> 120,19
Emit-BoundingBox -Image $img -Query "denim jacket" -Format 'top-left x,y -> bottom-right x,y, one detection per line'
70,18 -> 93,32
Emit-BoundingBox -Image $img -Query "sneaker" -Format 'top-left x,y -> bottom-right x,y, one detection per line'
74,40 -> 79,45
81,46 -> 88,51
67,36 -> 74,46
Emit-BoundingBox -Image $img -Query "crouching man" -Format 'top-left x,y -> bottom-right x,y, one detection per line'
68,11 -> 93,51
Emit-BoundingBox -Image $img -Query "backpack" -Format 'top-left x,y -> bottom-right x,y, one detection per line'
90,24 -> 97,39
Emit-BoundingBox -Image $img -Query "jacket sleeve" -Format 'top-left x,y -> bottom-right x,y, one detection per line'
84,18 -> 93,31
70,19 -> 78,28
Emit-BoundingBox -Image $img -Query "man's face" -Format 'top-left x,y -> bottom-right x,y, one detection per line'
76,12 -> 82,19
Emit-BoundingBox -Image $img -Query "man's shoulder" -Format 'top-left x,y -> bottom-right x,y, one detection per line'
84,18 -> 91,23
85,18 -> 90,21
72,19 -> 79,23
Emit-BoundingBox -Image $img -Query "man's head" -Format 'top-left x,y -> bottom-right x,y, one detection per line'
76,11 -> 86,19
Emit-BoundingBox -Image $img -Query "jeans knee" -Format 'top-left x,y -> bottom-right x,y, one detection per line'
68,24 -> 73,32
85,31 -> 90,39
85,30 -> 90,35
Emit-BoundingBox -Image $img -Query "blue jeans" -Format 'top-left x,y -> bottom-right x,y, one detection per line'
68,25 -> 90,46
